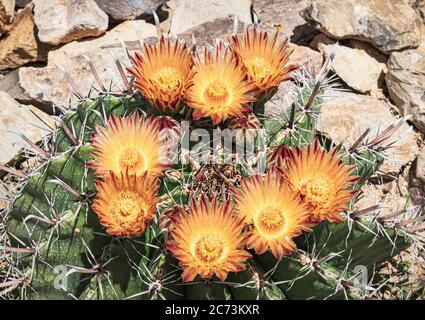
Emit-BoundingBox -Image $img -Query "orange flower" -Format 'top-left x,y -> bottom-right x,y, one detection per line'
167,197 -> 251,282
232,171 -> 310,260
285,140 -> 359,224
92,172 -> 159,237
230,27 -> 296,98
186,44 -> 256,124
267,144 -> 292,170
90,113 -> 171,177
128,36 -> 193,113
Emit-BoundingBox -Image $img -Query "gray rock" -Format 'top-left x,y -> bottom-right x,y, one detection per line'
409,147 -> 425,200
301,0 -> 422,54
409,147 -> 425,193
178,17 -> 245,47
317,91 -> 419,175
0,90 -> 54,165
253,0 -> 317,44
15,0 -> 30,8
33,0 -> 109,45
386,48 -> 425,134
0,70 -> 54,113
170,0 -> 251,35
94,0 -> 166,20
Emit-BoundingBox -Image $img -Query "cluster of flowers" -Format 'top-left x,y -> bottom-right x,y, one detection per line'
128,27 -> 296,123
89,27 -> 359,283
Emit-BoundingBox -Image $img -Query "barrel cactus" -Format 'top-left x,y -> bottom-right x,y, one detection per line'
1,22 -> 422,300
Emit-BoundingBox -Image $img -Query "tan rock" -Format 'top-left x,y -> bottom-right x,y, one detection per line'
0,4 -> 48,71
317,91 -> 419,175
289,44 -> 323,74
170,0 -> 251,35
313,34 -> 387,96
385,48 -> 425,134
0,90 -> 54,165
421,24 -> 425,49
0,0 -> 15,36
0,182 -> 8,209
18,20 -> 157,106
33,0 -> 109,45
410,0 -> 425,22
1,0 -> 14,15
301,0 -> 422,54
354,178 -> 410,217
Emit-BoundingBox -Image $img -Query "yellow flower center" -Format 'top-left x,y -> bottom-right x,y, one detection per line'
119,148 -> 146,173
204,80 -> 229,107
194,233 -> 225,264
246,56 -> 273,80
256,206 -> 286,237
110,191 -> 147,228
152,66 -> 182,91
300,176 -> 335,208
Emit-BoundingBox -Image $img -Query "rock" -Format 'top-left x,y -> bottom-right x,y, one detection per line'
409,147 -> 425,192
301,0 -> 422,54
178,17 -> 245,47
0,0 -> 15,36
18,20 -> 157,106
0,4 -> 48,71
0,182 -> 8,209
1,0 -> 13,13
289,44 -> 323,74
313,34 -> 386,96
317,91 -> 419,175
253,0 -> 318,44
0,70 -> 53,113
385,48 -> 425,134
410,0 -> 425,22
421,24 -> 425,49
0,90 -> 54,165
18,67 -> 71,109
15,0 -> 29,8
33,0 -> 108,45
156,0 -> 176,33
94,0 -> 166,21
170,0 -> 251,35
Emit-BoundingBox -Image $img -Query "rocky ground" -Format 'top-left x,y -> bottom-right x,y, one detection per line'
0,0 -> 424,298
